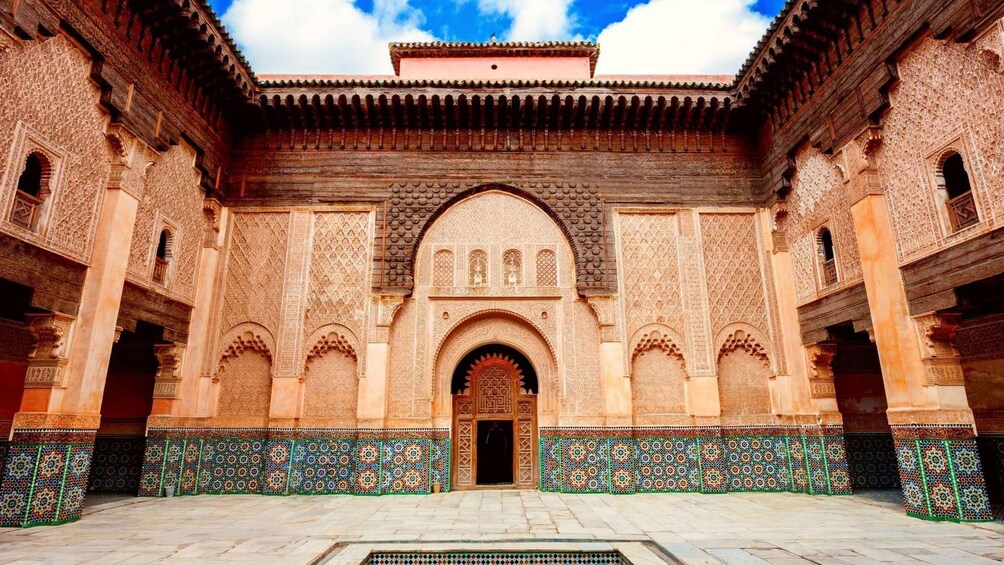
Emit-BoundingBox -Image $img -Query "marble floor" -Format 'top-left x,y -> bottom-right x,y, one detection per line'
2,490 -> 1004,564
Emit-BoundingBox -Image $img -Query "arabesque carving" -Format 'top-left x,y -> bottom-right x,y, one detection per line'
805,342 -> 837,400
717,328 -> 770,369
913,311 -> 965,386
153,343 -> 186,399
631,328 -> 685,366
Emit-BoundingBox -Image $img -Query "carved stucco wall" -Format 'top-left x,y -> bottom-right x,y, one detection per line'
787,144 -> 864,306
126,142 -> 204,303
878,29 -> 1004,264
0,35 -> 112,264
211,208 -> 373,420
388,190 -> 602,425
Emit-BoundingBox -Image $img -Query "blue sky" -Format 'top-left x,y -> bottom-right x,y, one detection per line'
210,0 -> 788,76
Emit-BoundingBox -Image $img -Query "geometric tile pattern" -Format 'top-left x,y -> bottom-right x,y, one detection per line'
845,433 -> 901,489
893,426 -> 993,522
366,552 -> 629,564
137,429 -> 449,499
87,436 -> 146,494
0,430 -> 95,527
539,427 -> 852,497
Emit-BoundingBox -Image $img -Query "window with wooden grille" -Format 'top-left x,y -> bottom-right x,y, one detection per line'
816,227 -> 838,289
10,152 -> 51,232
153,229 -> 173,286
937,152 -> 979,232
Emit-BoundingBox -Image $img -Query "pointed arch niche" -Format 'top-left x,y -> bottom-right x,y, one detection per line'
630,325 -> 688,424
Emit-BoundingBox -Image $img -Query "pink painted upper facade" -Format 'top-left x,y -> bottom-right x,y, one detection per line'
398,55 -> 591,80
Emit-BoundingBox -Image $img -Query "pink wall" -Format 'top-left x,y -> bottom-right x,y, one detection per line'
399,56 -> 591,80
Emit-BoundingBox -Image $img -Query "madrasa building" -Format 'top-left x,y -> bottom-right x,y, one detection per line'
1,0 -> 1004,528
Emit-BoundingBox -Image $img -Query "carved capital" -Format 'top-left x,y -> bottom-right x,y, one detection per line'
805,342 -> 837,400
586,296 -> 619,342
26,312 -> 75,361
913,311 -> 965,386
23,312 -> 75,388
372,295 -> 406,343
770,201 -> 789,253
855,125 -> 884,167
153,343 -> 185,399
203,198 -> 223,248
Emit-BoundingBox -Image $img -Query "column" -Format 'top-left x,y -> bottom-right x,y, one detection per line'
587,296 -> 632,427
847,126 -> 990,521
0,126 -> 146,527
358,295 -> 403,427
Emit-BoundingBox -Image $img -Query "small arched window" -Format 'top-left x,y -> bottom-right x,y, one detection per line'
937,151 -> 979,231
433,249 -> 454,287
153,228 -> 172,285
502,249 -> 522,287
10,152 -> 51,232
817,228 -> 838,288
468,250 -> 488,287
536,249 -> 557,287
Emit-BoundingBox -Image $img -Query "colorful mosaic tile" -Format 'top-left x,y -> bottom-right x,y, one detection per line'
0,430 -> 95,527
845,434 -> 900,489
88,436 -> 146,494
538,428 -> 852,497
382,440 -> 430,494
893,428 -> 993,522
364,552 -> 629,564
137,429 -> 450,499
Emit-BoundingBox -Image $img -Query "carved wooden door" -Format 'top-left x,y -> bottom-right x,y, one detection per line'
452,353 -> 537,490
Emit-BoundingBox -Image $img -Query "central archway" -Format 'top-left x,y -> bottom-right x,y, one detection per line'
451,344 -> 538,490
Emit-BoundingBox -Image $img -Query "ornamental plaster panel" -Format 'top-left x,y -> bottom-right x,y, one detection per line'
380,182 -> 607,294
700,213 -> 769,338
126,142 -> 203,303
616,212 -> 685,349
218,211 -> 290,346
786,144 -> 864,306
0,36 -> 111,263
879,34 -> 1004,264
304,211 -> 372,341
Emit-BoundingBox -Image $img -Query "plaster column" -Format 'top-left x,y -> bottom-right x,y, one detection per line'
358,295 -> 402,427
589,296 -> 632,426
160,199 -> 228,418
0,126 -> 146,528
759,207 -> 817,418
846,127 -> 990,521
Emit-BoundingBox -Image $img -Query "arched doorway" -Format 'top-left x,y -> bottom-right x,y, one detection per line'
451,344 -> 538,490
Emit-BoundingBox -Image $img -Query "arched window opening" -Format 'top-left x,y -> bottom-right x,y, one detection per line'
536,249 -> 557,287
938,152 -> 979,231
433,249 -> 455,287
502,249 -> 522,287
817,228 -> 837,288
468,250 -> 488,287
153,229 -> 172,285
10,152 -> 51,232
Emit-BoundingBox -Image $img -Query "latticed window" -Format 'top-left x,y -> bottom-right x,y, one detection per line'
468,250 -> 488,287
816,227 -> 837,289
153,229 -> 173,286
502,249 -> 522,287
433,249 -> 454,287
10,152 -> 51,233
536,249 -> 557,286
937,152 -> 978,232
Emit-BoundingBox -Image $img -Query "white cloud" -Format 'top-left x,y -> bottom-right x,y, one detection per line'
475,0 -> 578,41
222,0 -> 437,75
594,0 -> 771,75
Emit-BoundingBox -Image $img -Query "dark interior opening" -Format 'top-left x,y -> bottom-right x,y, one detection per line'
477,420 -> 513,486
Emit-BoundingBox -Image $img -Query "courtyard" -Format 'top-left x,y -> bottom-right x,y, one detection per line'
1,491 -> 1004,564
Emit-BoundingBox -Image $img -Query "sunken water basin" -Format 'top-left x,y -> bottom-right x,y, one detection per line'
363,551 -> 631,564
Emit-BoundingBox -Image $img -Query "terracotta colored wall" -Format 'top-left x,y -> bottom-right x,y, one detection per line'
959,314 -> 1004,431
399,56 -> 591,80
832,343 -> 889,432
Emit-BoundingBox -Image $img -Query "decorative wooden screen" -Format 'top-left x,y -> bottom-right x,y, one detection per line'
452,353 -> 537,490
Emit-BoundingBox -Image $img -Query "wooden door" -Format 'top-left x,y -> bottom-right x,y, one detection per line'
452,353 -> 537,490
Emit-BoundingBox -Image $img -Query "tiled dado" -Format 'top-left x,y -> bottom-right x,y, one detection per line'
893,425 -> 993,522
88,436 -> 146,494
845,433 -> 901,490
137,428 -> 450,497
539,426 -> 852,496
0,429 -> 95,528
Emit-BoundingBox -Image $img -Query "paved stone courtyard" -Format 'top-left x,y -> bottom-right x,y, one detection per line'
2,491 -> 1004,564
